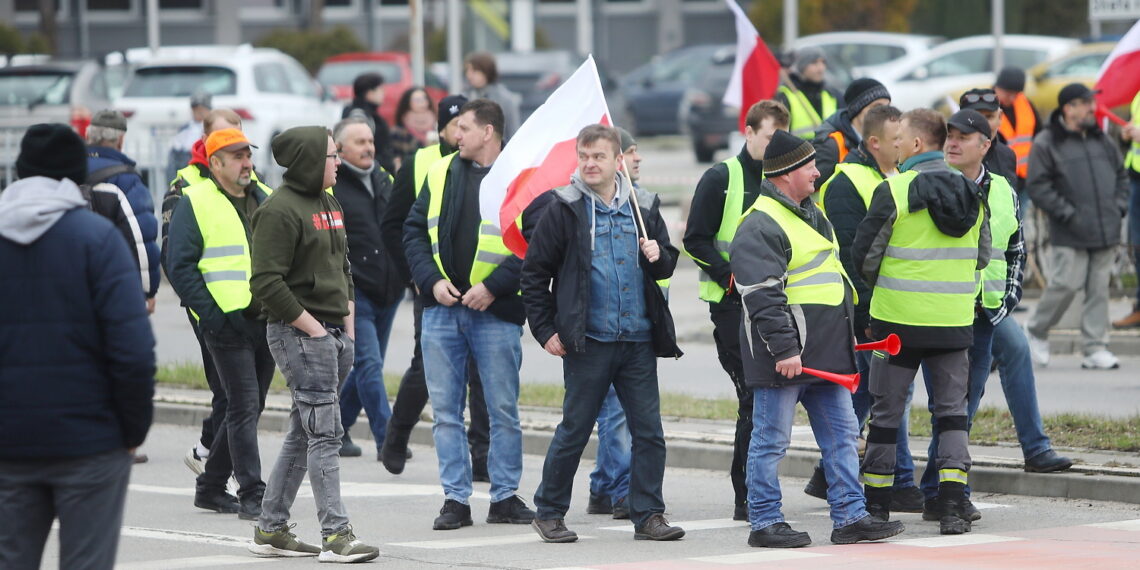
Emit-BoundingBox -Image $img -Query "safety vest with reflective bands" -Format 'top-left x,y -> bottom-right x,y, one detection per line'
1126,92 -> 1140,174
997,93 -> 1036,179
693,156 -> 749,303
980,173 -> 1017,309
171,164 -> 262,194
425,153 -> 515,286
869,171 -> 985,327
817,162 -> 883,216
741,196 -> 851,306
778,85 -> 837,140
182,179 -> 273,314
413,143 -> 445,198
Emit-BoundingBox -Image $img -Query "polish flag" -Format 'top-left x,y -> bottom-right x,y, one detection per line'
722,0 -> 782,132
1095,19 -> 1140,123
480,55 -> 611,257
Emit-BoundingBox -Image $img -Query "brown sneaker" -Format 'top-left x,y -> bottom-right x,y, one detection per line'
634,513 -> 685,541
1112,308 -> 1140,329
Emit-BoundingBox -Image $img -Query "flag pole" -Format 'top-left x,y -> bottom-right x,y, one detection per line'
620,156 -> 649,239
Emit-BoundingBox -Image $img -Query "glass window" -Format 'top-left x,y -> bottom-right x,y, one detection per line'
1003,48 -> 1049,71
124,66 -> 237,97
316,60 -> 403,87
282,60 -> 319,98
159,0 -> 204,8
913,48 -> 990,80
88,0 -> 132,9
16,0 -> 61,11
1043,53 -> 1110,78
254,63 -> 291,94
0,70 -> 74,106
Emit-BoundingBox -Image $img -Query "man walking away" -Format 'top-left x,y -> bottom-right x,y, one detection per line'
249,126 -> 380,563
0,123 -> 155,570
525,124 -> 685,544
1023,84 -> 1129,370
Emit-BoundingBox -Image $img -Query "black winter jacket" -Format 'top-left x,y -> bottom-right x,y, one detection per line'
343,99 -> 396,174
730,180 -> 856,388
333,162 -> 405,308
403,154 -> 525,325
381,142 -> 455,284
985,138 -> 1018,184
1025,110 -> 1129,250
811,109 -> 860,190
521,177 -> 681,358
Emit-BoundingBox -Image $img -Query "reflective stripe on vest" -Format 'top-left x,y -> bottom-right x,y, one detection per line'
818,162 -> 883,216
425,153 -> 515,286
870,171 -> 984,327
183,180 -> 273,314
413,143 -> 445,198
997,93 -> 1036,179
743,195 -> 849,306
1127,93 -> 1140,174
693,156 -> 746,303
981,173 -> 1018,309
779,85 -> 837,139
829,130 -> 849,163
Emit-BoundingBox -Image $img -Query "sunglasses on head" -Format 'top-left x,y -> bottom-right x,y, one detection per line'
962,92 -> 998,104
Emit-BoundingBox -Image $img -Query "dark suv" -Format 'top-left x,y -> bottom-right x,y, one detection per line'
679,54 -> 737,163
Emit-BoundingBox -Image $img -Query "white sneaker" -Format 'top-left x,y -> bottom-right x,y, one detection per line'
184,447 -> 206,476
1024,324 -> 1050,367
1081,350 -> 1120,370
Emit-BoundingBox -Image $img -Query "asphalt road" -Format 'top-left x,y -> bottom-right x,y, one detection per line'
34,423 -> 1140,569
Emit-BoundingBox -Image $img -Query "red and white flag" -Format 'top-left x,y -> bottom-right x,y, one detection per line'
722,0 -> 782,132
480,55 -> 611,257
1095,18 -> 1140,123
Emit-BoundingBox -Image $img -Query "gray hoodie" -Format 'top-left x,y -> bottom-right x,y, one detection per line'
0,176 -> 88,245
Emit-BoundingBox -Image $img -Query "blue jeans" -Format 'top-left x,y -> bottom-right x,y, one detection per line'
847,349 -> 916,488
748,382 -> 867,530
534,340 -> 665,526
989,316 -> 1052,460
340,291 -> 400,449
588,386 -> 631,504
421,305 -> 523,504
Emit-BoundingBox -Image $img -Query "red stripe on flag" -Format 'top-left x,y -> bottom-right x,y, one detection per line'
738,41 -> 782,132
498,114 -> 610,258
1095,49 -> 1140,110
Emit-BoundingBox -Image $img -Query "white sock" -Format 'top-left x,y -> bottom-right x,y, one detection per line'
195,442 -> 210,459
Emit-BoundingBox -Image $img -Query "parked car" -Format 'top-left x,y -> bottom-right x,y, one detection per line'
620,44 -> 732,137
679,53 -> 737,163
0,59 -> 117,185
115,45 -> 333,185
316,52 -> 448,125
1025,42 -> 1115,115
878,35 -> 1079,110
791,31 -> 943,89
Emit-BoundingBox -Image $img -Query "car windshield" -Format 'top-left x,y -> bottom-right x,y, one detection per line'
0,70 -> 75,106
124,66 -> 237,97
317,61 -> 403,86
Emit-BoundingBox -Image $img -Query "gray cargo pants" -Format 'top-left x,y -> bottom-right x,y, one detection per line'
259,322 -> 355,537
862,347 -> 971,488
1027,245 -> 1114,356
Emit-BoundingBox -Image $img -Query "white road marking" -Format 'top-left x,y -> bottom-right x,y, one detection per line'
130,482 -> 490,500
129,484 -> 194,497
120,526 -> 251,549
1085,519 -> 1140,531
689,550 -> 829,564
115,555 -> 272,569
893,534 -> 1026,548
599,518 -> 748,532
971,501 -> 1012,510
391,532 -> 593,549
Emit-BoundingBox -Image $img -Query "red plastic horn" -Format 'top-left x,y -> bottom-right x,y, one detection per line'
855,333 -> 901,356
802,367 -> 861,394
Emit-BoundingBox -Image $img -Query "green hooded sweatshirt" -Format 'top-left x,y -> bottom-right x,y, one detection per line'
250,126 -> 354,325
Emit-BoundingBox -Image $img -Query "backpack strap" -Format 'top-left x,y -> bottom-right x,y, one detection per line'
85,164 -> 136,186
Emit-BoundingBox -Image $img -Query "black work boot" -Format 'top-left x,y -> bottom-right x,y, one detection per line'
864,485 -> 892,522
938,483 -> 971,535
194,487 -> 239,514
339,433 -> 362,457
587,492 -> 612,515
433,499 -> 473,530
803,466 -> 828,500
379,418 -> 412,474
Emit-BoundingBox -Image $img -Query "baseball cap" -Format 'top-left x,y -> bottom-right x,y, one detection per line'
90,109 -> 128,132
959,88 -> 999,112
1057,83 -> 1099,109
947,109 -> 992,140
205,128 -> 257,157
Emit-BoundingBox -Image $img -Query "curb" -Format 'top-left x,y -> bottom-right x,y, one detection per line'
154,401 -> 1140,506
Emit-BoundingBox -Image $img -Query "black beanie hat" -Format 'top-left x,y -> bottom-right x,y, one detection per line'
994,67 -> 1026,93
16,123 -> 88,185
437,94 -> 469,132
844,78 -> 891,119
763,130 -> 816,178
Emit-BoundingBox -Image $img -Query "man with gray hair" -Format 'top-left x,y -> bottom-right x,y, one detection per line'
86,110 -> 160,316
330,115 -> 406,461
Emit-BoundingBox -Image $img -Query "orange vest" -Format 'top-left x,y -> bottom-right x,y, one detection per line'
829,130 -> 849,163
998,93 -> 1036,179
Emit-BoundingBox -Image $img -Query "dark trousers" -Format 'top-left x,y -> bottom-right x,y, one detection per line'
197,320 -> 275,499
0,449 -> 132,570
187,308 -> 226,450
534,340 -> 666,526
388,296 -> 489,465
710,301 -> 751,508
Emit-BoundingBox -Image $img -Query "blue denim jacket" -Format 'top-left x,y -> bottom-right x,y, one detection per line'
583,187 -> 651,342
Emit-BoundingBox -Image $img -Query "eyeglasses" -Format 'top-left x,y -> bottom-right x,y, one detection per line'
962,92 -> 998,104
